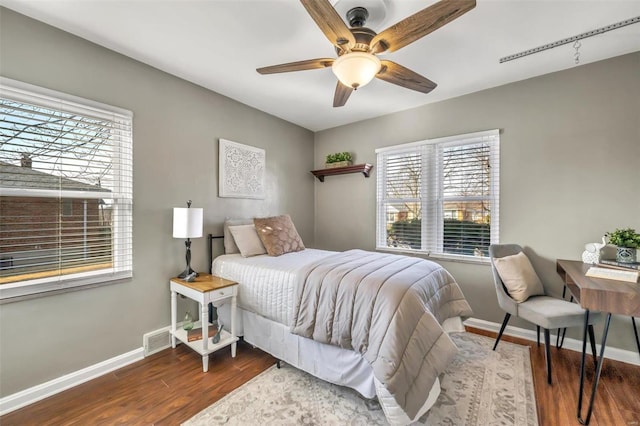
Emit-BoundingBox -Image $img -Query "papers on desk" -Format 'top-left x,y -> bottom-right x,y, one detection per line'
586,266 -> 639,283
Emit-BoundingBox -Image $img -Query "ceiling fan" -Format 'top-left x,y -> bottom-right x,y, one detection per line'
257,0 -> 476,107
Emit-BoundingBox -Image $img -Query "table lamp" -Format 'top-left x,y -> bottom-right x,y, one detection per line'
173,200 -> 203,278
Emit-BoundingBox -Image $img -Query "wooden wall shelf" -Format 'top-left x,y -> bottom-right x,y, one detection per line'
311,163 -> 373,182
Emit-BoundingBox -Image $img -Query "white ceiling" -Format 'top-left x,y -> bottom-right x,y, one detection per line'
2,0 -> 639,131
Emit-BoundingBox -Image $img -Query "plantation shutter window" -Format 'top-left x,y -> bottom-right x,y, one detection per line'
0,78 -> 133,300
376,130 -> 499,260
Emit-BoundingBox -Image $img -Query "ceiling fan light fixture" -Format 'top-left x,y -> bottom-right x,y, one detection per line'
332,52 -> 381,90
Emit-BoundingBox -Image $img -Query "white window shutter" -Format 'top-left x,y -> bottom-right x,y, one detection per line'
0,78 -> 133,300
375,130 -> 500,260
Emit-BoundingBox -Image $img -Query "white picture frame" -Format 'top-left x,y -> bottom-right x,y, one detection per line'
219,139 -> 265,199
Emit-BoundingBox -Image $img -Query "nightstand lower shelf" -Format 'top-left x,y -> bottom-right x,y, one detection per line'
170,322 -> 238,357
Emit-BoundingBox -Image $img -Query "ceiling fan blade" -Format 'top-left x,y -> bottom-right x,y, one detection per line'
371,0 -> 476,53
376,60 -> 437,94
300,0 -> 356,51
257,58 -> 334,74
333,81 -> 353,107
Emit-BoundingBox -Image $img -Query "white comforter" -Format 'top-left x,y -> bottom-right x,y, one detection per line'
211,249 -> 334,324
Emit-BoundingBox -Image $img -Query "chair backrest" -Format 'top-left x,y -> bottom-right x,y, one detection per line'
488,244 -> 523,315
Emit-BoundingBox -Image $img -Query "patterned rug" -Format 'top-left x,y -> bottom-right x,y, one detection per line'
184,332 -> 538,425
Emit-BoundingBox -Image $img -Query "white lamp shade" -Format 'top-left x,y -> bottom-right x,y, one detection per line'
173,207 -> 203,238
332,52 -> 381,89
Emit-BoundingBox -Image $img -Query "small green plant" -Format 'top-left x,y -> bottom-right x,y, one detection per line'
325,152 -> 353,164
606,228 -> 640,248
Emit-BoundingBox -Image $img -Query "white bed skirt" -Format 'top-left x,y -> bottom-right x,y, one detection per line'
218,304 -> 465,425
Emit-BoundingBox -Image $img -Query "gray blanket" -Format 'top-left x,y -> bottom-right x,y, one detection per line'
291,249 -> 473,419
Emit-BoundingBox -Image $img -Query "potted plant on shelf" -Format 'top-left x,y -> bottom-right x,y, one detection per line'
606,227 -> 640,263
325,152 -> 353,169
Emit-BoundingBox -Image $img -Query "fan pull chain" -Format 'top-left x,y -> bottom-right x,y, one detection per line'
573,40 -> 581,65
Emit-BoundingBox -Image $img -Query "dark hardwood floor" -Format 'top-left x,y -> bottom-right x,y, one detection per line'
2,329 -> 639,425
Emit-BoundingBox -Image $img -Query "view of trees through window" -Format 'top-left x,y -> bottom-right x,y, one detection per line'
380,137 -> 497,258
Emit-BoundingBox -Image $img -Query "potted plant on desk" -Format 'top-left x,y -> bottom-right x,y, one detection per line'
606,227 -> 640,263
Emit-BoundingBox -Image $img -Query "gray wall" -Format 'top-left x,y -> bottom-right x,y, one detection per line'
1,5 -> 638,400
314,52 -> 640,352
0,8 -> 314,397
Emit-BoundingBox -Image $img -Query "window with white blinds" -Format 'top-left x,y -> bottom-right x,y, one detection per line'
376,130 -> 499,260
0,78 -> 133,300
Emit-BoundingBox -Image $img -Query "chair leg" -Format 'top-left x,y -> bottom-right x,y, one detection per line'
632,317 -> 640,356
544,328 -> 552,385
493,313 -> 511,351
587,324 -> 598,363
556,327 -> 567,349
555,286 -> 569,349
537,326 -> 540,347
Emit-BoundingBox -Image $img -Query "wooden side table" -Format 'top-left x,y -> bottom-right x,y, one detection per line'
169,273 -> 238,372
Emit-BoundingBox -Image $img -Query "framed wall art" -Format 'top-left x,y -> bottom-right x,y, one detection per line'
219,139 -> 265,199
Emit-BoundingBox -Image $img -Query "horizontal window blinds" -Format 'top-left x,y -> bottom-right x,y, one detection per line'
376,130 -> 499,259
0,79 -> 133,292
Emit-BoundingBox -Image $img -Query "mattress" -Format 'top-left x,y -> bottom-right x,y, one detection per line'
212,248 -> 335,325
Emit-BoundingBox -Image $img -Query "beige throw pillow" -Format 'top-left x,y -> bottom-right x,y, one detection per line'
228,225 -> 267,257
223,218 -> 253,254
492,252 -> 545,303
253,214 -> 305,257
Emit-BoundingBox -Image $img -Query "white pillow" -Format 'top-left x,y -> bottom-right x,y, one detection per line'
223,218 -> 253,254
228,225 -> 267,257
492,251 -> 545,303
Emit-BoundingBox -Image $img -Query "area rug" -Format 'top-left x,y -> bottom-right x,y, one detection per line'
183,332 -> 538,425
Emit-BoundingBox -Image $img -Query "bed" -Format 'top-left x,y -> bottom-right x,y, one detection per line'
208,218 -> 472,425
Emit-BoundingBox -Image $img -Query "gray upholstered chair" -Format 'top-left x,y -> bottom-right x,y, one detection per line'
489,244 -> 601,384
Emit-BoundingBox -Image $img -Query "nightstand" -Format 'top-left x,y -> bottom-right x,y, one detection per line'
169,273 -> 238,372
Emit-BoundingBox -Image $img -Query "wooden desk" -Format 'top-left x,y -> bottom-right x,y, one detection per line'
556,260 -> 640,316
556,260 -> 640,425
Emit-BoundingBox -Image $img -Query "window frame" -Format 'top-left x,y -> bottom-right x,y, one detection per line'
0,77 -> 133,301
375,129 -> 500,263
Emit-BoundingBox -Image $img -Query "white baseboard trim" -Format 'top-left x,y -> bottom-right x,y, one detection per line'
464,317 -> 640,366
0,347 -> 144,416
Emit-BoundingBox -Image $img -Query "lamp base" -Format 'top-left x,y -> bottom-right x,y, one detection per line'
178,240 -> 198,279
177,267 -> 198,279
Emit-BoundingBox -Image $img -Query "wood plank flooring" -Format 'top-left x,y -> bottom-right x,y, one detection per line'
1,329 -> 639,425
